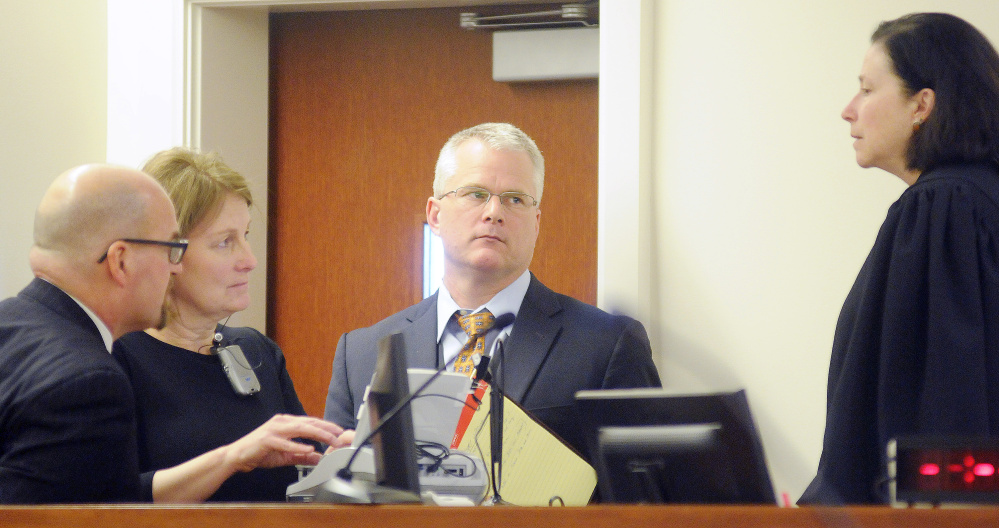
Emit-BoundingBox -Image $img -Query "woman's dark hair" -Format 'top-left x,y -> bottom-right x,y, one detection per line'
873,13 -> 999,171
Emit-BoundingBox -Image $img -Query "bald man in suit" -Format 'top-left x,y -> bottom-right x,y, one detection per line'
324,123 -> 661,457
0,165 -> 184,503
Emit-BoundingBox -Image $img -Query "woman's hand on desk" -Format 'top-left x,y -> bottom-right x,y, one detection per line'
224,414 -> 343,471
325,429 -> 354,452
152,414 -> 344,502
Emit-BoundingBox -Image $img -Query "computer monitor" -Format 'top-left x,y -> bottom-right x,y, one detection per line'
575,388 -> 776,504
365,333 -> 422,500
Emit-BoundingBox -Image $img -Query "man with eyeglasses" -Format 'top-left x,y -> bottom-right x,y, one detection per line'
0,164 -> 183,503
324,123 -> 661,458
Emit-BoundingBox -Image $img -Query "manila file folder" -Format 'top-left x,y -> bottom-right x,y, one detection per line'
451,384 -> 597,506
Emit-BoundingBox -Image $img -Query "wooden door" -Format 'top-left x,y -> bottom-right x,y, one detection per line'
268,6 -> 598,416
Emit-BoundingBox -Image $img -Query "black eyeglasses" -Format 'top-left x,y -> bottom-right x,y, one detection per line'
97,238 -> 189,265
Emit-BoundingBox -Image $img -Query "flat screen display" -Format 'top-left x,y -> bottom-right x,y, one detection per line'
575,388 -> 776,504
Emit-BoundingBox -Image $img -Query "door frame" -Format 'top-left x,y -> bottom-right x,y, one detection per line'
106,0 -> 654,330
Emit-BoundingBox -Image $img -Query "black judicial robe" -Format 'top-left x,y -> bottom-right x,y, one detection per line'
800,162 -> 999,505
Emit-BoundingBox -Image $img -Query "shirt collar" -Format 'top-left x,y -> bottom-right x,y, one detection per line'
436,269 -> 531,342
65,292 -> 115,353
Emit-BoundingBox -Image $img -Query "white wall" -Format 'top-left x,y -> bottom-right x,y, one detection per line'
106,0 -> 183,167
650,0 -> 999,501
0,0 -> 108,296
598,0 -> 655,327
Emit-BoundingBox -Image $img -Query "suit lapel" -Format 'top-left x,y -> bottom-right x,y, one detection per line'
499,276 -> 563,402
399,294 -> 441,369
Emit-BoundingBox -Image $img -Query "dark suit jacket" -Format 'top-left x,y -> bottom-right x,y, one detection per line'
0,278 -> 140,503
324,274 -> 662,457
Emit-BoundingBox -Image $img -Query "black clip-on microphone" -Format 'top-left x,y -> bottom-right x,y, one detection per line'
480,313 -> 515,505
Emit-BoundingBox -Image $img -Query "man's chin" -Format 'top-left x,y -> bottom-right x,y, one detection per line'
152,307 -> 169,330
464,253 -> 506,272
152,296 -> 172,330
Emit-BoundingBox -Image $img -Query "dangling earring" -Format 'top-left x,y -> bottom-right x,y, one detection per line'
913,118 -> 923,132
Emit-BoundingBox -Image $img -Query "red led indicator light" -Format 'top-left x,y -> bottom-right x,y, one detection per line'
904,446 -> 999,495
974,463 -> 995,477
919,463 -> 940,476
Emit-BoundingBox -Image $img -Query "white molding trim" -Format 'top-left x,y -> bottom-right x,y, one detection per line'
597,0 -> 653,321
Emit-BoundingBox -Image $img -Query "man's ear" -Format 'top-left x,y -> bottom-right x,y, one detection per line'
102,241 -> 130,287
426,197 -> 442,236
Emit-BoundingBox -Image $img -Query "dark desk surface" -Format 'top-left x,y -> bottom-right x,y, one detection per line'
0,504 -> 997,528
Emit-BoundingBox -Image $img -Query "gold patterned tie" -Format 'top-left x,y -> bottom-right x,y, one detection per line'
453,310 -> 495,377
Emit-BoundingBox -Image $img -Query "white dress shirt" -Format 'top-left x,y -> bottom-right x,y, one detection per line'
435,270 -> 530,371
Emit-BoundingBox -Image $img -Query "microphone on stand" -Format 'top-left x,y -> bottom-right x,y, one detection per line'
484,313 -> 515,505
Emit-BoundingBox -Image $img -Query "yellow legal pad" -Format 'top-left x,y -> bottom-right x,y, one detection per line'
454,387 -> 597,506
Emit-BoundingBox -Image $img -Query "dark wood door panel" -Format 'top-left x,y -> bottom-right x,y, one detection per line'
269,7 -> 597,416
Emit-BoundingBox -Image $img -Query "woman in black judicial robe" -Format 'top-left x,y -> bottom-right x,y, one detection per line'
799,13 -> 999,505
